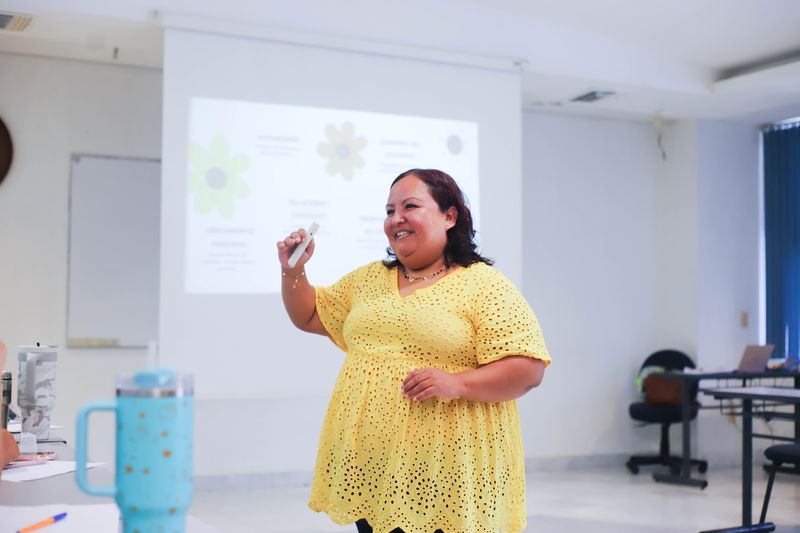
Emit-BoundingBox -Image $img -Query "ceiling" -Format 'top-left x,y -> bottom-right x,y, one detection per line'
3,0 -> 800,124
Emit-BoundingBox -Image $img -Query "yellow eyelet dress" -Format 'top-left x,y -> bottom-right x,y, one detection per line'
310,261 -> 551,533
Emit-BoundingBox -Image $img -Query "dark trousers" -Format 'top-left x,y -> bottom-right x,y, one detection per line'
356,518 -> 444,533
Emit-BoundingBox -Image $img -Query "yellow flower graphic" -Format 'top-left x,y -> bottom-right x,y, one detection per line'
188,136 -> 251,218
317,121 -> 367,180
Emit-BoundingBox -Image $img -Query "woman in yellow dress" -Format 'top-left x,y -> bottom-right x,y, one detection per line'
277,169 -> 550,533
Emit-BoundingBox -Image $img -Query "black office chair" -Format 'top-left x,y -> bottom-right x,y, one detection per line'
757,443 -> 800,530
626,349 -> 708,475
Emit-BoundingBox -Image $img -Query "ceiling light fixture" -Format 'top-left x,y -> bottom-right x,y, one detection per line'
571,90 -> 616,103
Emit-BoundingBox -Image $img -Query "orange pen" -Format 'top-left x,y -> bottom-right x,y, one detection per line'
17,512 -> 67,533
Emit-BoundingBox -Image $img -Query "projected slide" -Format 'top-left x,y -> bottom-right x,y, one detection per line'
185,98 -> 479,294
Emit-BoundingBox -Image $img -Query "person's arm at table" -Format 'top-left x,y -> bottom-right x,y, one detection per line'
2,428 -> 20,467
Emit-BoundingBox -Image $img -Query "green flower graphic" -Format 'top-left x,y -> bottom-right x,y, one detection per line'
317,121 -> 367,180
188,136 -> 251,217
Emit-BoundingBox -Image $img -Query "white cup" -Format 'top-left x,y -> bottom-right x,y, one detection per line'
17,345 -> 58,439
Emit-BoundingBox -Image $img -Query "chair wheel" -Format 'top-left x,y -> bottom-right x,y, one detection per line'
626,461 -> 639,474
698,462 -> 708,473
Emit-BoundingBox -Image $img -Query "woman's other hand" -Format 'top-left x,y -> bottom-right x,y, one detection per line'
277,228 -> 315,270
402,368 -> 464,401
404,357 -> 545,403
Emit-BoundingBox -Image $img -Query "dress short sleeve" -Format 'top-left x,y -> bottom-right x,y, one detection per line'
470,264 -> 551,366
314,264 -> 368,351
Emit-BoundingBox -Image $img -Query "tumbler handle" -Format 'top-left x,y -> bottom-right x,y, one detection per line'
75,401 -> 117,497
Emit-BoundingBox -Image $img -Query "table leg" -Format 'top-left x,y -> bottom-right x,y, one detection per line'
795,375 -> 800,443
681,376 -> 692,477
743,398 -> 752,526
698,400 -> 775,532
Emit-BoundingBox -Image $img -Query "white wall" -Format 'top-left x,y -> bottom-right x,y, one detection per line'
695,120 -> 760,367
520,112 -> 662,459
653,121 -> 698,354
694,120 -> 778,458
0,52 -> 161,462
652,119 -> 773,460
521,112 -> 769,465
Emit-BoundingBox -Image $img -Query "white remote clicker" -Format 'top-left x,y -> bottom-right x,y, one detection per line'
287,222 -> 320,268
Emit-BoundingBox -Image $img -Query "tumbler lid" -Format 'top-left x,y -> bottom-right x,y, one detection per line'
18,345 -> 58,362
117,368 -> 193,397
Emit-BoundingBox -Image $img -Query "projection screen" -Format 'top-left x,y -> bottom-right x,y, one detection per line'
161,25 -> 523,398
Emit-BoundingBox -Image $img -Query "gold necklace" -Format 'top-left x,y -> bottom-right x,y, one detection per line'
402,264 -> 447,283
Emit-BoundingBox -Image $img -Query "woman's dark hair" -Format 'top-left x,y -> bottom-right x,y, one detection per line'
384,168 -> 493,269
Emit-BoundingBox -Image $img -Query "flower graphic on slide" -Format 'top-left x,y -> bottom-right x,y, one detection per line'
188,136 -> 251,218
317,121 -> 367,180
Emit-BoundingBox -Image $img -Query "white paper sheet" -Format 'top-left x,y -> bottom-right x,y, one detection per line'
0,503 -> 119,533
1,461 -> 103,482
0,505 -> 218,533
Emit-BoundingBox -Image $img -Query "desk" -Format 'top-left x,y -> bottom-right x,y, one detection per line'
1,442 -> 216,532
699,386 -> 800,533
653,370 -> 799,489
0,442 -> 106,506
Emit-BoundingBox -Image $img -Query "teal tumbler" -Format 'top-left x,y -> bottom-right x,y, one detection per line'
76,369 -> 194,533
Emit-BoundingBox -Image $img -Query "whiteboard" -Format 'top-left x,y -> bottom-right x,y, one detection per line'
67,154 -> 160,348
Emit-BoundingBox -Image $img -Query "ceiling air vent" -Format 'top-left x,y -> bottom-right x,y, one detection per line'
0,12 -> 32,32
571,90 -> 615,103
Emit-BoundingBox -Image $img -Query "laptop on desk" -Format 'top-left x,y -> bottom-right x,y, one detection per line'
734,344 -> 775,373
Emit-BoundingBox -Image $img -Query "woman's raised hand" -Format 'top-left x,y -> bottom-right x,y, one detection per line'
277,228 -> 315,270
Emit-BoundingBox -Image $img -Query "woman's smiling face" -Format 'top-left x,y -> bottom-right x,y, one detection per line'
384,175 -> 456,270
